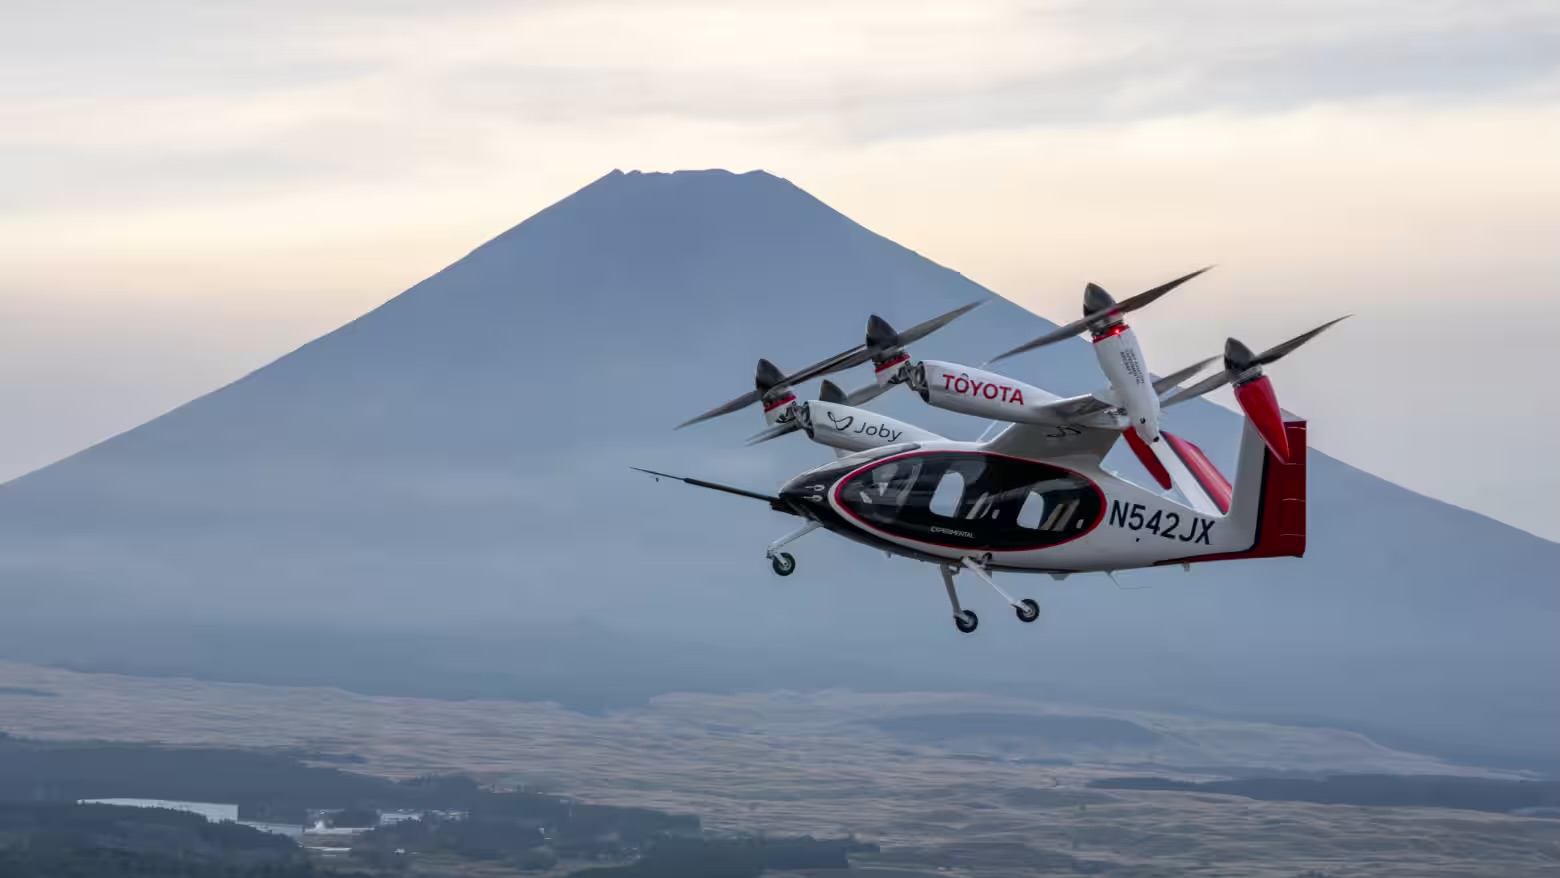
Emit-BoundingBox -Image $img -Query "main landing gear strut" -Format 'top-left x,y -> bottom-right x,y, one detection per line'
940,556 -> 1040,634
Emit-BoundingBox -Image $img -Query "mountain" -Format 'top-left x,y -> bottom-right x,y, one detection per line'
0,169 -> 1555,772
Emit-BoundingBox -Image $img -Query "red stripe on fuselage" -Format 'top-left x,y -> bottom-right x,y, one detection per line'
763,394 -> 797,412
1163,431 -> 1232,513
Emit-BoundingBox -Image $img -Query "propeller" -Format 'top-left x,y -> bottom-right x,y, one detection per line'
676,299 -> 983,429
676,357 -> 811,429
1161,315 -> 1350,461
988,266 -> 1214,364
744,378 -> 895,446
1151,356 -> 1220,397
1161,316 -> 1351,408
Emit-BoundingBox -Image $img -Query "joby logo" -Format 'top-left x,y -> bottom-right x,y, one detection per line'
942,373 -> 1026,405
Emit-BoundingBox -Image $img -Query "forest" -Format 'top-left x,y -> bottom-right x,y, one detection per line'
0,802 -> 329,878
0,732 -> 876,876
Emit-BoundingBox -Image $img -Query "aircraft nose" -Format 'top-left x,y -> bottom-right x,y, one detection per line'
779,476 -> 832,513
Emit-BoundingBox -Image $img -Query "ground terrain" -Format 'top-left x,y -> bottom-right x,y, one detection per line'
2,662 -> 1554,877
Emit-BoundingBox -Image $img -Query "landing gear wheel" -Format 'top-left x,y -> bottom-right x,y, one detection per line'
770,552 -> 796,577
1015,599 -> 1040,623
954,610 -> 979,634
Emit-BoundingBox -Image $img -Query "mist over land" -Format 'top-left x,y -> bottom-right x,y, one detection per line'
0,169 -> 1555,777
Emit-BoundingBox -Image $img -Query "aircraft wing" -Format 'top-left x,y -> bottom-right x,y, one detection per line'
1017,357 -> 1219,428
1027,391 -> 1117,422
981,420 -> 1121,463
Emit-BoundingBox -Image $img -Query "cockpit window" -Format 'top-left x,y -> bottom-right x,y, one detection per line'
854,459 -> 922,507
835,451 -> 1103,550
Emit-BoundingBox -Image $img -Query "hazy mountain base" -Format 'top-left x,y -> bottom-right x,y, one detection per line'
0,168 -> 1554,773
0,614 -> 1548,778
3,663 -> 1559,878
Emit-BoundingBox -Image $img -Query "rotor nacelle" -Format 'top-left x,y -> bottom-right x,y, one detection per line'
1222,338 -> 1288,463
910,360 -> 1059,424
1160,316 -> 1350,464
676,300 -> 983,431
754,358 -> 800,426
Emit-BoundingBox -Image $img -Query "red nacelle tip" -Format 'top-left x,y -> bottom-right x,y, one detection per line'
1233,375 -> 1289,463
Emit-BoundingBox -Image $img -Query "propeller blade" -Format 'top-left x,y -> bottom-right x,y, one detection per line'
1160,371 -> 1232,408
896,300 -> 986,346
779,346 -> 873,386
680,301 -> 984,429
1160,315 -> 1348,410
1255,315 -> 1351,366
844,381 -> 894,407
676,389 -> 762,429
1111,265 -> 1215,318
1151,356 -> 1219,396
745,421 -> 800,446
988,316 -> 1094,363
990,266 -> 1214,363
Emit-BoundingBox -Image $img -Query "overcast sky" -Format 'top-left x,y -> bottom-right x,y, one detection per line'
2,0 -> 1556,539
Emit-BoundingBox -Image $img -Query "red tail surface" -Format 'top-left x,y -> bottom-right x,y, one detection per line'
1156,415 -> 1307,564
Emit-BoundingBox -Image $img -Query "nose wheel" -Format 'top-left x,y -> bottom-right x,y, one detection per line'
764,522 -> 818,578
954,610 -> 979,633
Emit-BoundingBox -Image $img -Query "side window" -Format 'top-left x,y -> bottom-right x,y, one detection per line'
1016,491 -> 1047,529
928,471 -> 965,517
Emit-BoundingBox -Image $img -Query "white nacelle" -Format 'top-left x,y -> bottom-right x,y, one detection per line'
796,401 -> 941,452
763,391 -> 799,427
912,360 -> 1058,424
1092,326 -> 1161,443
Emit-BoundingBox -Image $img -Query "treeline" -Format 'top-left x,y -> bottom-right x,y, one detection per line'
0,733 -> 700,840
0,732 -> 877,875
0,802 -> 346,878
352,797 -> 701,868
0,732 -> 402,823
1089,773 -> 1560,814
565,836 -> 880,878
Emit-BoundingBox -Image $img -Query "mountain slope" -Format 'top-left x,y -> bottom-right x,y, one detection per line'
0,169 -> 1554,771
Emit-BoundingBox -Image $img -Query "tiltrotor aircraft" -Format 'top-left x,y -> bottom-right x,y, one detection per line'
636,268 -> 1347,633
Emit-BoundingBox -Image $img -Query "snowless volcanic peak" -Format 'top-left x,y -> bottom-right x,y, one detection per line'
0,167 -> 1555,774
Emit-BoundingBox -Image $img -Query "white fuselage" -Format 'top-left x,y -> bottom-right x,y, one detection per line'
1092,325 -> 1161,444
780,433 -> 1264,575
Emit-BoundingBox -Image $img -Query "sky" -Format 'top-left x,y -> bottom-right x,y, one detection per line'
1,0 -> 1557,540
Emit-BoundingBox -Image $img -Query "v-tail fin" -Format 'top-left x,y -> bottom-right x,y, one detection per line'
1155,412 -> 1307,564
